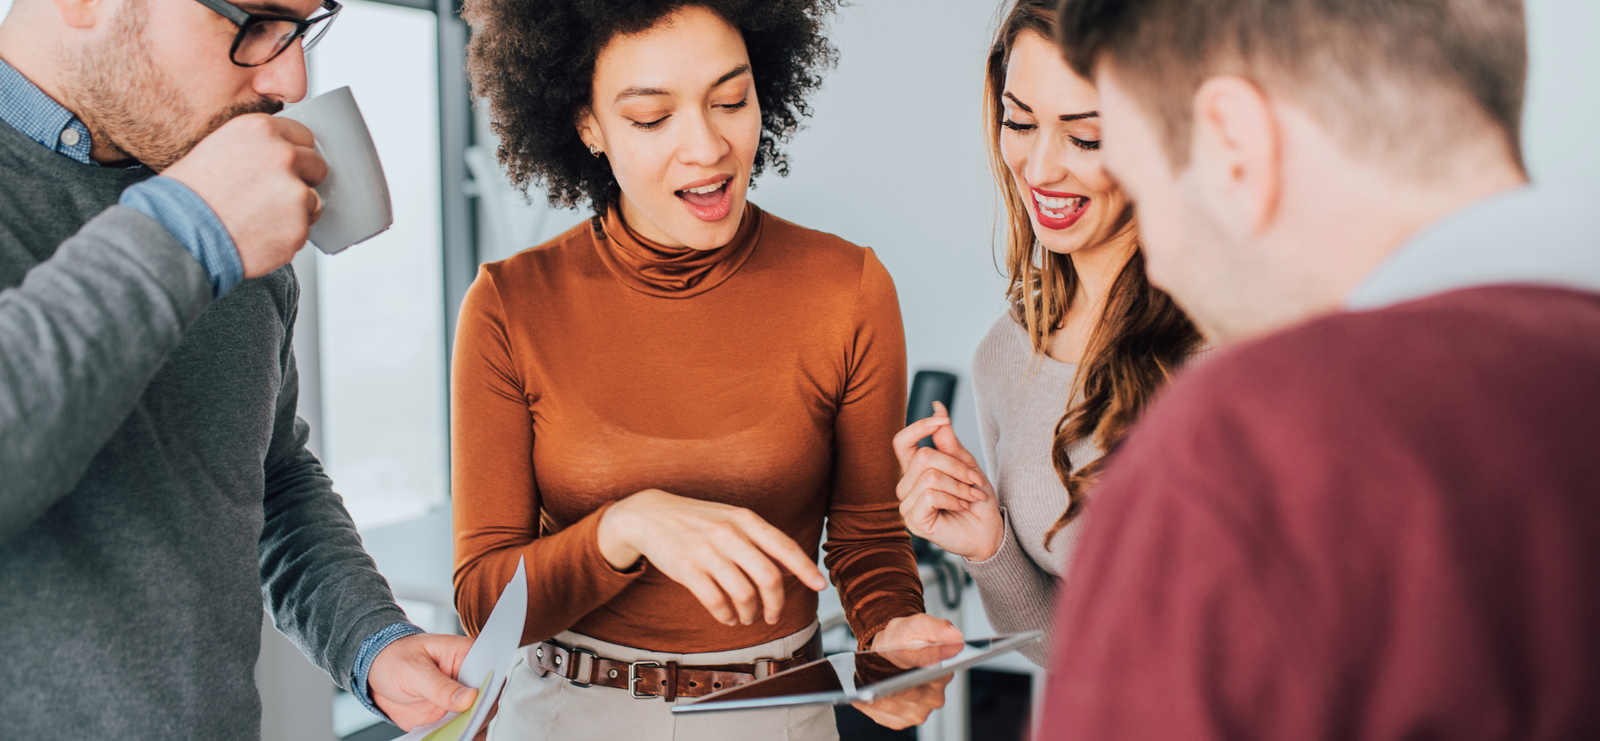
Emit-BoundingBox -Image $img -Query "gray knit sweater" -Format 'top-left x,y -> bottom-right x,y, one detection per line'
0,120 -> 408,737
965,315 -> 1097,666
966,315 -> 1209,666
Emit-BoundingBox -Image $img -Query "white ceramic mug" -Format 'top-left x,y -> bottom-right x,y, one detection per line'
276,86 -> 393,254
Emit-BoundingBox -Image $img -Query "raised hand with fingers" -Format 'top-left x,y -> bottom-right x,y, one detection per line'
596,489 -> 830,626
892,401 -> 1005,561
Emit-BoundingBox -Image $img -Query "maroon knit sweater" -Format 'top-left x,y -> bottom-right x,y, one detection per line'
1040,286 -> 1600,740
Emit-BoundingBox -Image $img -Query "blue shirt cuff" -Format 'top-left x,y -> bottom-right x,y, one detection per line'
119,176 -> 243,299
352,621 -> 427,723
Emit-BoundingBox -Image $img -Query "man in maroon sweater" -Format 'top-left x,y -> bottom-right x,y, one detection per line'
1037,1 -> 1600,738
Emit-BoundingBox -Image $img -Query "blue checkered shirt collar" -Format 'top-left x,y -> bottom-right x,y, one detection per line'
0,57 -> 96,165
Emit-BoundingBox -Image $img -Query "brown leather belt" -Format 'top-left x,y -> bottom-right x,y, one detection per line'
529,632 -> 823,701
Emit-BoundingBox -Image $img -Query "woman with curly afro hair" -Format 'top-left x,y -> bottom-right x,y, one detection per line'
449,2 -> 956,737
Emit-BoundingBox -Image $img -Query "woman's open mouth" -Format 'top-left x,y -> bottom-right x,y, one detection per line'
1031,187 -> 1090,230
675,176 -> 735,222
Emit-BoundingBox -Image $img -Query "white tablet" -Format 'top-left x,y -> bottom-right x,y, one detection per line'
669,631 -> 1044,714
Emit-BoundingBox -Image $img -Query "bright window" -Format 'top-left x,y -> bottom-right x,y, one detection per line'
308,0 -> 447,529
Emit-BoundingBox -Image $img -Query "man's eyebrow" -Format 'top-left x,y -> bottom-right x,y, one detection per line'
238,1 -> 305,16
614,63 -> 752,105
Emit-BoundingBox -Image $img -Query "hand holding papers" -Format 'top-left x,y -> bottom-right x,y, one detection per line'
396,557 -> 529,741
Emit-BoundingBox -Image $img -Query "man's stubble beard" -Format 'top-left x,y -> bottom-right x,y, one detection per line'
60,0 -> 282,170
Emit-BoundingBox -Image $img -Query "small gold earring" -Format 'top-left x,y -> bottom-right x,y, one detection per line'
588,143 -> 601,157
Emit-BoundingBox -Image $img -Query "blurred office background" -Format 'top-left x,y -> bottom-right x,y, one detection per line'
0,0 -> 1592,738
287,0 -> 1600,736
311,0 -> 1600,734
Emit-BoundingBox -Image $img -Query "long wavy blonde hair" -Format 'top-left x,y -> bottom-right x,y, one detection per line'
985,0 -> 1202,547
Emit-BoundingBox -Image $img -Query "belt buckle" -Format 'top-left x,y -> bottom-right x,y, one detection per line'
628,660 -> 661,699
567,647 -> 599,688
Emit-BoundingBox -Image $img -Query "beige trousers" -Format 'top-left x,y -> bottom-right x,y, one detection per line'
487,623 -> 839,741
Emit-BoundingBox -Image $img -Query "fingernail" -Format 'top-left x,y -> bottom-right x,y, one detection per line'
453,687 -> 476,708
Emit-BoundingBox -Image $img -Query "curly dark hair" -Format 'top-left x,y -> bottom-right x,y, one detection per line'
463,0 -> 841,215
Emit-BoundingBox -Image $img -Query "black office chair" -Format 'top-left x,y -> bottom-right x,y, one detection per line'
905,370 -> 967,610
906,370 -> 958,450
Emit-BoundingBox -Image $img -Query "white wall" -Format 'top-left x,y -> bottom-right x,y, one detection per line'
309,0 -> 449,531
1523,0 -> 1600,188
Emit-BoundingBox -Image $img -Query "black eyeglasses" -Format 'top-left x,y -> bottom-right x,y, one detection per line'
193,0 -> 342,68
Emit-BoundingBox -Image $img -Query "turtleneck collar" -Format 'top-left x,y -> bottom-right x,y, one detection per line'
592,201 -> 763,298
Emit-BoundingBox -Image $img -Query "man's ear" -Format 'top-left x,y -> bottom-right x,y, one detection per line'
576,109 -> 604,155
1189,76 -> 1281,239
52,0 -> 105,30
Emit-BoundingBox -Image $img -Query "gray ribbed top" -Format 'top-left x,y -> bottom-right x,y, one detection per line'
964,313 -> 1211,665
964,314 -> 1101,666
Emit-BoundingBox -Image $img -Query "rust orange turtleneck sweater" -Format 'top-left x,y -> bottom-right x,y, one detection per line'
451,203 -> 924,652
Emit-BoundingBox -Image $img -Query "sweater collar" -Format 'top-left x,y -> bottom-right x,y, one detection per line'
592,201 -> 763,298
1348,185 -> 1600,310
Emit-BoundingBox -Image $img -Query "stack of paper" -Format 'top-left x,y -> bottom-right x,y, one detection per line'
396,557 -> 528,741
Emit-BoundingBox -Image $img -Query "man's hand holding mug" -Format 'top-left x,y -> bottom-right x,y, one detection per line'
163,114 -> 326,279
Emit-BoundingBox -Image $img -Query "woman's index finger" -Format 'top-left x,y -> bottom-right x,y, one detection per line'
893,416 -> 951,467
745,522 -> 826,590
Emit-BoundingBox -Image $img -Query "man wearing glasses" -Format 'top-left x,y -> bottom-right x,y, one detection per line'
0,0 -> 478,737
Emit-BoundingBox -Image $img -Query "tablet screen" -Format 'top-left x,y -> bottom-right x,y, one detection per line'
671,631 -> 1043,714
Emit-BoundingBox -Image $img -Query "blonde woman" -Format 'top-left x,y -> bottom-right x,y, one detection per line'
893,0 -> 1205,666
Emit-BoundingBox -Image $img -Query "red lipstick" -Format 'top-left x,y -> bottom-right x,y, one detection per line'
1029,187 -> 1090,231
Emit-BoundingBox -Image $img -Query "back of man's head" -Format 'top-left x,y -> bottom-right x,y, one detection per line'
1057,0 -> 1527,179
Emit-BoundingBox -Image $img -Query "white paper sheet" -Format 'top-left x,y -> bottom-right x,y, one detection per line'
394,556 -> 528,741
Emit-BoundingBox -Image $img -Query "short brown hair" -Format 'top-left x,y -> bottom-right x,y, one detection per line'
1055,0 -> 1528,173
